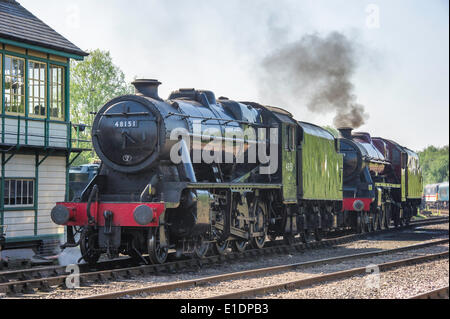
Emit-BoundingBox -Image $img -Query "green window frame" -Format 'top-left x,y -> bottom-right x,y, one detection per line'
0,53 -> 2,109
50,64 -> 65,120
4,55 -> 25,115
28,60 -> 47,118
3,178 -> 35,207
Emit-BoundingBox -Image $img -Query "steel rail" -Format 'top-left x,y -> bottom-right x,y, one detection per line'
0,216 -> 447,296
0,256 -> 140,284
409,286 -> 449,299
80,238 -> 449,299
209,251 -> 449,299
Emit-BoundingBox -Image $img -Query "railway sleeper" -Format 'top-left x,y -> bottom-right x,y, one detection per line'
38,281 -> 52,292
0,218 -> 445,297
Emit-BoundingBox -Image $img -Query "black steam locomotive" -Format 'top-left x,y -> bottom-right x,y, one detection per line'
51,79 -> 422,264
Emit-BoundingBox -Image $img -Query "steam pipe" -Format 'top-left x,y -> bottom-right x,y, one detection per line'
179,139 -> 197,183
87,185 -> 99,225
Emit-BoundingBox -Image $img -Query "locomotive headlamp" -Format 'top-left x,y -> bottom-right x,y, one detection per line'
133,205 -> 155,226
353,200 -> 365,212
51,205 -> 71,225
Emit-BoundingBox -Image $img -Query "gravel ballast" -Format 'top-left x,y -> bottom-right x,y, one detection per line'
261,258 -> 449,299
1,222 -> 447,299
135,243 -> 448,299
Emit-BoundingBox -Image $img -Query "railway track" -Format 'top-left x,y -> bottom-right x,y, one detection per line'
0,216 -> 447,297
409,286 -> 449,299
81,238 -> 449,299
422,209 -> 449,216
209,251 -> 449,299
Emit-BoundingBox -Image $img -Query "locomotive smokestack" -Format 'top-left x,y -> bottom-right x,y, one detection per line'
132,79 -> 161,100
338,127 -> 353,139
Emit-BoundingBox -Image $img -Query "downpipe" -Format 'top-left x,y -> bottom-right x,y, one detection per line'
87,184 -> 99,225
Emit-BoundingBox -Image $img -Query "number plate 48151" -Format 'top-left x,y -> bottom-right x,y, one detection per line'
114,120 -> 138,128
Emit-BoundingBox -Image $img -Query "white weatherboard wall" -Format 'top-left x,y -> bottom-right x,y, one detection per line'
37,156 -> 66,236
1,119 -> 67,148
2,154 -> 35,238
1,154 -> 65,239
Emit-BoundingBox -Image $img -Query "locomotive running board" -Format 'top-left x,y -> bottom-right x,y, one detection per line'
374,182 -> 401,188
187,183 -> 282,190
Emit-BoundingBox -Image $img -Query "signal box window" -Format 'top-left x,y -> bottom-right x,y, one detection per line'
29,61 -> 47,117
5,56 -> 25,115
50,65 -> 64,120
4,179 -> 34,207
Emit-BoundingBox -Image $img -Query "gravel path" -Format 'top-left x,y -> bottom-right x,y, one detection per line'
3,223 -> 447,299
261,258 -> 449,299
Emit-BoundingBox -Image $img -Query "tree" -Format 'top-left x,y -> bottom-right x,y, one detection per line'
418,145 -> 449,185
70,49 -> 133,166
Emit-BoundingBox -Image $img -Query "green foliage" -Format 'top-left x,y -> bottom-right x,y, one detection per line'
418,145 -> 449,185
70,49 -> 133,166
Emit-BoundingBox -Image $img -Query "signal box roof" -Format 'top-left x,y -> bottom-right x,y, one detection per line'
0,0 -> 88,57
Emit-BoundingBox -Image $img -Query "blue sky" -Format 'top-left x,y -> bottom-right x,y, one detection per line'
19,0 -> 449,151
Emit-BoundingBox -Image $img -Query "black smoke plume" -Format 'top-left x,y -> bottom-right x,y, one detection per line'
260,32 -> 368,128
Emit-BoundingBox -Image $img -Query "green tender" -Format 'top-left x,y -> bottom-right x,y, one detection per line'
300,132 -> 343,201
407,156 -> 423,199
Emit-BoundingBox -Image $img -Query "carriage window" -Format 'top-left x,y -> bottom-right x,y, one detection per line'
3,179 -> 34,206
29,61 -> 47,117
4,55 -> 25,115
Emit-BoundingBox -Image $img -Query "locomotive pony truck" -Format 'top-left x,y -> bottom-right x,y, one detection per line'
51,79 -> 423,265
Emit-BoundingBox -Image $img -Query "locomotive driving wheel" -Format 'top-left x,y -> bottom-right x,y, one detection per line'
148,227 -> 168,264
80,227 -> 101,265
314,228 -> 324,241
213,240 -> 229,255
300,230 -> 313,243
403,205 -> 412,226
404,206 -> 412,226
232,240 -> 248,252
375,208 -> 382,230
364,212 -> 371,232
193,236 -> 210,259
393,206 -> 401,228
369,212 -> 376,232
356,212 -> 366,234
283,234 -> 296,245
384,205 -> 391,229
380,209 -> 386,230
251,203 -> 267,249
